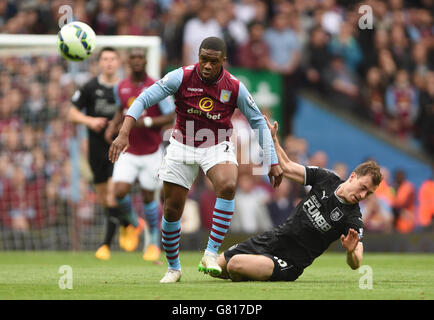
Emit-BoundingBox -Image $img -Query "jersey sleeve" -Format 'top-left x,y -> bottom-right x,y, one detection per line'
236,82 -> 278,166
126,68 -> 182,120
343,211 -> 364,242
71,83 -> 90,111
304,166 -> 339,187
157,95 -> 176,115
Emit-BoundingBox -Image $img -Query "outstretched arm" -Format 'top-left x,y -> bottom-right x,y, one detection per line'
264,116 -> 305,185
340,228 -> 363,270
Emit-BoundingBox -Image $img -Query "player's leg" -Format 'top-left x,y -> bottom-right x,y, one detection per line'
141,189 -> 161,261
227,255 -> 274,281
112,153 -> 146,252
158,138 -> 198,282
199,162 -> 238,276
94,181 -> 125,260
138,150 -> 163,261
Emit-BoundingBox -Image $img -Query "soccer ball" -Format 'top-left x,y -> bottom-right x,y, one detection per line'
57,21 -> 96,62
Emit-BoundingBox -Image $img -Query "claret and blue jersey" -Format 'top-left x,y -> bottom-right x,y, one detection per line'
126,64 -> 278,166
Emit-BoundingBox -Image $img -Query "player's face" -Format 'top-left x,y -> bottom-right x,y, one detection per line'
198,48 -> 226,82
129,52 -> 147,73
99,51 -> 120,76
344,172 -> 378,204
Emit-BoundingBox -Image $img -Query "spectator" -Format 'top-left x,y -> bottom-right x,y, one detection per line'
265,11 -> 301,135
323,54 -> 363,115
266,178 -> 294,227
92,0 -> 116,35
360,193 -> 394,233
385,69 -> 419,139
389,24 -> 413,71
332,162 -> 348,180
182,3 -> 222,65
410,42 -> 432,90
302,26 -> 332,93
417,170 -> 434,230
377,48 -> 398,83
362,67 -> 388,127
237,20 -> 270,70
231,173 -> 272,233
161,1 -> 187,66
320,0 -> 343,36
215,6 -> 248,66
329,21 -> 363,72
392,169 -> 416,234
414,71 -> 434,156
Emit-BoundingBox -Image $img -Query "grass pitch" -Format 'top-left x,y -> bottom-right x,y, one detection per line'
0,251 -> 432,300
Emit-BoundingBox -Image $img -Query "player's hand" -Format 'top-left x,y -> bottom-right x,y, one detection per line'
88,117 -> 107,132
268,164 -> 283,188
109,133 -> 129,163
104,120 -> 120,144
263,115 -> 278,141
340,228 -> 360,253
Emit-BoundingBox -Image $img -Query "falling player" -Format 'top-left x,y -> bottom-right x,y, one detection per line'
213,116 -> 382,282
109,37 -> 283,283
105,48 -> 176,260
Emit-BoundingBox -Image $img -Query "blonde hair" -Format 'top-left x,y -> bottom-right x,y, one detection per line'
353,161 -> 383,186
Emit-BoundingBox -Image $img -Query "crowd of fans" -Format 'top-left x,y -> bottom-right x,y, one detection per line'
0,0 -> 433,249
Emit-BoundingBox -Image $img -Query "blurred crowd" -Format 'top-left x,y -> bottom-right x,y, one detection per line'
0,0 -> 433,249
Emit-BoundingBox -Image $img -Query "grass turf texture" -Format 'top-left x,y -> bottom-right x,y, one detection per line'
0,251 -> 432,300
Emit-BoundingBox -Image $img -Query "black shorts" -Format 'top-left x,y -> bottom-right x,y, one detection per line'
223,237 -> 304,282
88,142 -> 113,184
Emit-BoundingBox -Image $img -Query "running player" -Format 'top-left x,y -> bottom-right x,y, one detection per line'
213,116 -> 383,282
68,47 -> 143,260
109,37 -> 283,283
105,48 -> 176,259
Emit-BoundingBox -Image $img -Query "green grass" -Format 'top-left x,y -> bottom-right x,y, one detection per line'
0,251 -> 432,300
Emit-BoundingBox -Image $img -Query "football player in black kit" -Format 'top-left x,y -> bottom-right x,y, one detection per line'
214,116 -> 383,282
68,47 -> 142,260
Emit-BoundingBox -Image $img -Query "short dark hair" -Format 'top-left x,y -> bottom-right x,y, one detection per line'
199,37 -> 227,57
98,47 -> 118,60
353,160 -> 383,186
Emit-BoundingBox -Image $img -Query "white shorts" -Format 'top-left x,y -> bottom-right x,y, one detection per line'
158,137 -> 238,190
112,146 -> 164,191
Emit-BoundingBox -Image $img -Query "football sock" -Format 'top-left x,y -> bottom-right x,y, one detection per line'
105,206 -> 129,227
161,217 -> 181,270
102,215 -> 118,247
117,195 -> 138,227
206,198 -> 235,255
143,200 -> 160,246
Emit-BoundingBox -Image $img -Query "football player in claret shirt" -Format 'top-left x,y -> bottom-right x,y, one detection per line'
105,48 -> 175,261
109,37 -> 283,283
213,116 -> 383,282
68,47 -> 140,260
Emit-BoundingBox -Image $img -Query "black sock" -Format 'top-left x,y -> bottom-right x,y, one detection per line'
106,207 -> 130,227
102,216 -> 118,247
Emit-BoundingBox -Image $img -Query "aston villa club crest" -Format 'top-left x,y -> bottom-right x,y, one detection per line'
220,89 -> 231,103
330,207 -> 344,221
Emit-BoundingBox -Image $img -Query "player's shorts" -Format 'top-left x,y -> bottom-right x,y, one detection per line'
88,143 -> 113,184
112,146 -> 163,191
223,235 -> 304,282
158,136 -> 238,190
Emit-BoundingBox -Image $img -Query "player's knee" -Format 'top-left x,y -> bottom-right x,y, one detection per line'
164,200 -> 184,221
216,179 -> 237,199
226,256 -> 245,277
114,183 -> 130,199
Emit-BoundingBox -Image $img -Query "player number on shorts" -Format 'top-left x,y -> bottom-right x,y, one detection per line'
274,256 -> 288,268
